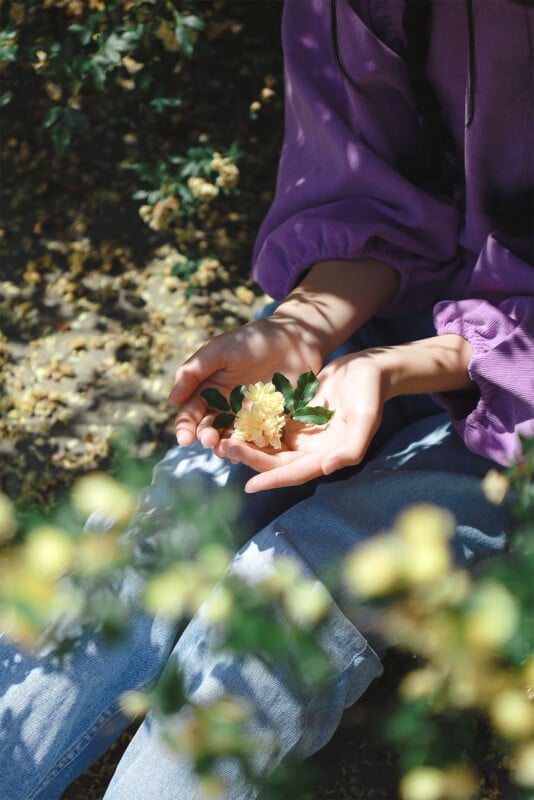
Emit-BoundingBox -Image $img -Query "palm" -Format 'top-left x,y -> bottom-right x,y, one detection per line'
216,354 -> 386,492
170,317 -> 322,447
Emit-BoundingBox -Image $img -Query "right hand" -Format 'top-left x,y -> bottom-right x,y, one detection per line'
168,314 -> 323,448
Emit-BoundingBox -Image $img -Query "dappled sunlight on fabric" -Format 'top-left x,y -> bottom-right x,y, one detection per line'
347,142 -> 363,171
314,101 -> 332,124
383,422 -> 451,469
300,33 -> 319,50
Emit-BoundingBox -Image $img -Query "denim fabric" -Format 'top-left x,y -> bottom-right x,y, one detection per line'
0,311 -> 511,800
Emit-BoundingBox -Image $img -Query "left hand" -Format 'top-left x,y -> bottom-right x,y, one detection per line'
216,350 -> 388,492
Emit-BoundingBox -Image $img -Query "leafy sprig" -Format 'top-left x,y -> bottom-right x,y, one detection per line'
200,370 -> 334,436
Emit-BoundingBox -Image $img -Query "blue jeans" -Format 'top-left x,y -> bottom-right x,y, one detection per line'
0,316 -> 510,800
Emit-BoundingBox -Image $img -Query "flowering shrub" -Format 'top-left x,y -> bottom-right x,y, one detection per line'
0,0 -> 208,151
0,1 -> 260,290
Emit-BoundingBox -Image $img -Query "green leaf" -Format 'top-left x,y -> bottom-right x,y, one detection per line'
43,106 -> 63,129
229,384 -> 245,414
213,413 -> 235,430
0,91 -> 13,107
149,96 -> 182,113
292,406 -> 334,426
68,23 -> 92,46
200,388 -> 230,412
293,370 -> 319,410
182,15 -> 205,32
272,372 -> 294,413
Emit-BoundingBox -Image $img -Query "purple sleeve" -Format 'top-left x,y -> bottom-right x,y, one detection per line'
433,236 -> 534,466
251,0 -> 460,309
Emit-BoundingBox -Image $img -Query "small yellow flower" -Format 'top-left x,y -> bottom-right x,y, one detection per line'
0,492 -> 16,545
464,580 -> 519,650
24,525 -> 75,578
244,381 -> 285,416
513,742 -> 534,786
490,689 -> 534,740
400,766 -> 447,800
284,579 -> 330,627
187,176 -> 219,201
71,473 -> 136,527
481,469 -> 510,505
344,534 -> 403,597
234,405 -> 285,450
154,19 -> 179,51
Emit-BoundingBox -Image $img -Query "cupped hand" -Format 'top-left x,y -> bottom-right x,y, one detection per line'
216,351 -> 389,492
168,315 -> 323,448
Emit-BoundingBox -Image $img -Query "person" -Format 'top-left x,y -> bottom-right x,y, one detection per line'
1,1 -> 532,798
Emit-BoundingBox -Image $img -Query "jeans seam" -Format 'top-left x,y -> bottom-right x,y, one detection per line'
26,701 -> 123,800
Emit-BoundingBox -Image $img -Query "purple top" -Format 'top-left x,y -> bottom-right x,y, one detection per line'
252,0 -> 534,466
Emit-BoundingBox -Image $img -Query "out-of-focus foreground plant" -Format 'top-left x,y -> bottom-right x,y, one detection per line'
345,437 -> 534,800
0,445 -> 331,798
0,439 -> 532,798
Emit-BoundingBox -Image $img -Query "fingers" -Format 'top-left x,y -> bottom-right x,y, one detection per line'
220,439 -> 323,491
174,395 -> 208,446
168,341 -> 223,406
244,452 -> 323,493
217,439 -> 283,471
196,413 -> 221,448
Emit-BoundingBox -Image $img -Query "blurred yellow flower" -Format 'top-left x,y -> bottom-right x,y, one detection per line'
72,472 -> 136,527
396,504 -> 455,544
344,534 -> 402,597
24,525 -> 75,578
400,666 -> 444,701
513,742 -> 534,786
143,568 -> 190,618
401,535 -> 452,586
463,580 -> 519,650
284,579 -> 330,627
120,690 -> 150,719
154,19 -> 179,51
481,469 -> 510,505
0,492 -> 16,544
199,584 -> 234,625
400,766 -> 446,800
490,689 -> 534,739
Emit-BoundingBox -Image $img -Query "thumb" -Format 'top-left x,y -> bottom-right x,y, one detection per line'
168,342 -> 223,405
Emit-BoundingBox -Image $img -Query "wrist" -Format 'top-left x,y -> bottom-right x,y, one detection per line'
273,258 -> 400,361
376,335 -> 474,401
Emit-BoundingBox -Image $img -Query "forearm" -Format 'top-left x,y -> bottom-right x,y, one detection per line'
271,258 -> 400,362
379,334 -> 475,400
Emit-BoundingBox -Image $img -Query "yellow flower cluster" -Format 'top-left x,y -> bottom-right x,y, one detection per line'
189,257 -> 226,288
234,381 -> 285,449
154,19 -> 180,52
345,504 -> 455,597
210,153 -> 239,189
139,195 -> 179,231
187,176 -> 219,201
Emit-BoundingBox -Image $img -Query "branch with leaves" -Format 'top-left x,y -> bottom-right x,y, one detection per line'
201,370 -> 334,450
